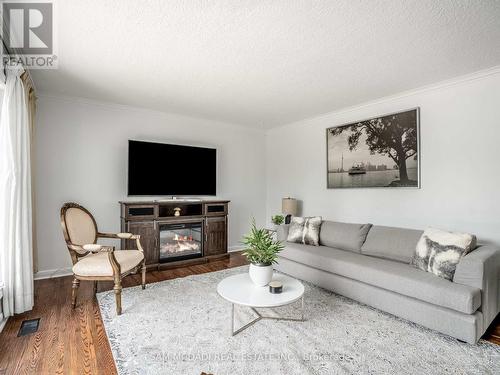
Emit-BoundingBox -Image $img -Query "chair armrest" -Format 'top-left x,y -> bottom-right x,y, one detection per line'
98,232 -> 139,239
67,243 -> 89,254
276,224 -> 290,242
454,244 -> 500,330
98,232 -> 144,253
82,244 -> 115,253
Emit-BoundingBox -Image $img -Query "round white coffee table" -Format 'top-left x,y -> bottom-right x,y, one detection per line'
217,273 -> 305,336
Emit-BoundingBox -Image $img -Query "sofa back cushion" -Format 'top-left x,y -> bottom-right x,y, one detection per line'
319,221 -> 372,253
361,225 -> 423,263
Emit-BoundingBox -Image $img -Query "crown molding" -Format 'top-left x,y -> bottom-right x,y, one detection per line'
273,65 -> 500,131
36,64 -> 500,133
36,92 -> 266,134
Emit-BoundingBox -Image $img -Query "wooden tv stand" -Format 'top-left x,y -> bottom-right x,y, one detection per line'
119,200 -> 230,270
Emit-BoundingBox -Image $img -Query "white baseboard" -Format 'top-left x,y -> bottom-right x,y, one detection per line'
0,284 -> 4,332
0,317 -> 7,333
34,267 -> 73,280
34,248 -> 245,280
228,245 -> 245,252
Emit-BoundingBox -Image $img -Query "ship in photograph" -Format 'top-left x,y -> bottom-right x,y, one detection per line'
348,163 -> 367,175
327,108 -> 420,188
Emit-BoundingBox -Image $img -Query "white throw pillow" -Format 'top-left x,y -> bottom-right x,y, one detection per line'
411,227 -> 476,281
287,216 -> 322,246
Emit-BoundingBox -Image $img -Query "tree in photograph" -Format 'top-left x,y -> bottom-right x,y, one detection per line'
330,110 -> 417,184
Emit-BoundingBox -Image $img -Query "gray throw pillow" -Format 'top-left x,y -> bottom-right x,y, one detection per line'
411,227 -> 477,281
287,216 -> 322,246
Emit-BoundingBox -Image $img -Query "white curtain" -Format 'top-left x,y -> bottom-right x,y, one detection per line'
0,62 -> 34,316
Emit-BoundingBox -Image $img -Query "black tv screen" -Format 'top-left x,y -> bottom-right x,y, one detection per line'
128,140 -> 216,196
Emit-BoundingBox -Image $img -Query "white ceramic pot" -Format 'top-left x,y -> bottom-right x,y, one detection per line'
249,263 -> 273,286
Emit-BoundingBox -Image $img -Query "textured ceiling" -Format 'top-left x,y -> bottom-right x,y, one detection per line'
32,0 -> 500,128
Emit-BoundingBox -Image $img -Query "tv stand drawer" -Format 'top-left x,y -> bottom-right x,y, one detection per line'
204,203 -> 228,216
124,204 -> 157,219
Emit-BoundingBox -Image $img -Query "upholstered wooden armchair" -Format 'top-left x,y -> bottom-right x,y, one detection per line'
60,202 -> 146,315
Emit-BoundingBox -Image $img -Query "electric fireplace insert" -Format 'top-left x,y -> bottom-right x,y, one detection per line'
158,221 -> 203,262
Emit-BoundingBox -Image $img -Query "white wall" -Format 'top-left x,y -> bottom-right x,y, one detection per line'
266,69 -> 500,244
35,67 -> 500,276
35,96 -> 266,276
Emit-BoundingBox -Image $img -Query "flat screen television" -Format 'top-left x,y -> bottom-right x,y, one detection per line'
128,140 -> 216,196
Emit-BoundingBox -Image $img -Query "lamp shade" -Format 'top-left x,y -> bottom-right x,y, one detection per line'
282,197 -> 298,216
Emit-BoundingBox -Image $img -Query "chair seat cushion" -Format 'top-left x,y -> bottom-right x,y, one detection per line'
73,250 -> 144,277
279,242 -> 481,314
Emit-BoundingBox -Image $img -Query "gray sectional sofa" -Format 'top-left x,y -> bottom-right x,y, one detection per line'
275,221 -> 500,344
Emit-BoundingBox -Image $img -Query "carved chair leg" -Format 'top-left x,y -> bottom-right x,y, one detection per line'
93,280 -> 98,295
141,262 -> 146,290
71,278 -> 80,309
114,281 -> 122,315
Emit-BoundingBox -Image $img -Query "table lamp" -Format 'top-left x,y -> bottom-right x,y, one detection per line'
282,197 -> 298,224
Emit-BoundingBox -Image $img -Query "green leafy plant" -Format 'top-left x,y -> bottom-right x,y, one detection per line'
271,214 -> 284,225
242,219 -> 284,265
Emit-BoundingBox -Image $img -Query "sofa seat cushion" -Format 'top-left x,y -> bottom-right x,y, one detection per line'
319,221 -> 372,253
278,242 -> 481,314
361,225 -> 423,263
73,250 -> 144,277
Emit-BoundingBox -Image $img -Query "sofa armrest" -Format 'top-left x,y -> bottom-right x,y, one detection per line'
276,224 -> 290,242
454,244 -> 500,330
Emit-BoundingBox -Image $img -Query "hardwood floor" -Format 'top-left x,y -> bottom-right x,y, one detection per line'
0,251 -> 498,374
483,314 -> 500,345
0,252 -> 248,375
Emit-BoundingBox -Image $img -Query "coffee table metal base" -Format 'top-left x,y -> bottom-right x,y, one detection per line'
230,296 -> 305,336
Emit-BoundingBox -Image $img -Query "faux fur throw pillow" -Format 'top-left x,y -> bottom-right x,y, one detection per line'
411,228 -> 477,281
287,216 -> 322,246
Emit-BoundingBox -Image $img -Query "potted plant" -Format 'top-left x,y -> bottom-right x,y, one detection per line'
242,219 -> 284,286
271,214 -> 284,227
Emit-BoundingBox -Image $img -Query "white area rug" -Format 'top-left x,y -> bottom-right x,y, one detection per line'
97,266 -> 500,375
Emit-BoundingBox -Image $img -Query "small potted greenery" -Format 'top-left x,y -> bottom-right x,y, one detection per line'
271,214 -> 284,226
242,219 -> 284,286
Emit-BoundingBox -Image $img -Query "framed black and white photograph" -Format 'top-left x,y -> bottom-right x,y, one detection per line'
327,108 -> 420,188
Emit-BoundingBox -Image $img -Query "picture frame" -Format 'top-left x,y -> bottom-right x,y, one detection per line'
326,108 -> 420,189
